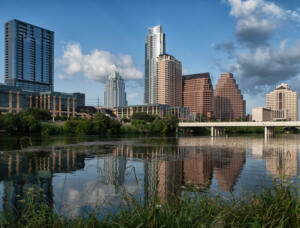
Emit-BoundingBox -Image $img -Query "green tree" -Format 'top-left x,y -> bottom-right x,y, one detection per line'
24,108 -> 51,121
131,112 -> 156,122
63,120 -> 78,134
150,117 -> 164,134
162,114 -> 178,135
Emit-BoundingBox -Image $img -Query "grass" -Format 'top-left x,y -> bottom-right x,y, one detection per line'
1,182 -> 299,227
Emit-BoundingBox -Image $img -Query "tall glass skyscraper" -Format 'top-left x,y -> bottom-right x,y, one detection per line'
144,25 -> 165,104
104,71 -> 128,108
5,19 -> 54,92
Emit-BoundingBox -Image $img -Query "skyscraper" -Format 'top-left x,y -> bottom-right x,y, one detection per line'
5,19 -> 54,92
104,71 -> 128,108
182,73 -> 213,116
157,54 -> 182,107
144,25 -> 165,104
266,83 -> 298,121
214,73 -> 245,121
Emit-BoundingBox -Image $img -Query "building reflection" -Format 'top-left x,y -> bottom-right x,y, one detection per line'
111,138 -> 246,201
0,147 -> 85,218
103,147 -> 127,192
251,137 -> 299,179
179,138 -> 246,192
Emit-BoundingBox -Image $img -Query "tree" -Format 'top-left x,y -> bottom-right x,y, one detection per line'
162,114 -> 178,135
131,112 -> 156,122
24,108 -> 51,121
150,117 -> 164,134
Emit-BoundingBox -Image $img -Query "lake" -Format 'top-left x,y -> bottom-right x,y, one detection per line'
0,135 -> 299,217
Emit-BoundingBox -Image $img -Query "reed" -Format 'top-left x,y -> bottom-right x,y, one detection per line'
1,182 -> 299,228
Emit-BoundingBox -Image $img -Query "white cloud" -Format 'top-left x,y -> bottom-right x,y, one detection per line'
226,0 -> 300,47
230,41 -> 300,92
57,43 -> 143,82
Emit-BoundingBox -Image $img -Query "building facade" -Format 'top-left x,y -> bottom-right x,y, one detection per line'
214,73 -> 245,121
157,54 -> 182,107
104,71 -> 127,108
0,84 -> 78,118
114,104 -> 191,121
73,93 -> 85,107
266,83 -> 298,121
144,25 -> 165,104
182,73 -> 213,117
5,19 -> 54,92
252,107 -> 272,122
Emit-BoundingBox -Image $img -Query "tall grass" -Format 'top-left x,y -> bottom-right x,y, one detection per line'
1,182 -> 299,227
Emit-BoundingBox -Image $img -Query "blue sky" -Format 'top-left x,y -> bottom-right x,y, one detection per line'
0,0 -> 300,113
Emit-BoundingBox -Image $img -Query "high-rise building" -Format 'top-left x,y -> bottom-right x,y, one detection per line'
5,19 -> 54,92
182,73 -> 213,116
214,73 -> 245,121
157,54 -> 182,107
104,71 -> 128,108
266,83 -> 298,121
144,25 -> 165,104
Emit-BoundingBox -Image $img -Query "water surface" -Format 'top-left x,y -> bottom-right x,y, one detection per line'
0,135 -> 299,217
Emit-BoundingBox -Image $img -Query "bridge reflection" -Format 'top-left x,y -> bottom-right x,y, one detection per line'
0,136 -> 298,217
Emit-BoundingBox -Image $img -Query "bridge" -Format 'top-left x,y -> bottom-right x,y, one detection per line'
178,121 -> 300,137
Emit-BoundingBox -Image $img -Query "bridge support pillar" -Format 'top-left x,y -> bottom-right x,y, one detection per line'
211,127 -> 224,137
264,127 -> 274,138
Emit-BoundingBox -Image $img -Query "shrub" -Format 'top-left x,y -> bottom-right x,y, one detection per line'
41,123 -> 64,136
24,108 -> 51,121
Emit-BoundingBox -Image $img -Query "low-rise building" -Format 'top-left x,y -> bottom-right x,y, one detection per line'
252,107 -> 272,122
113,104 -> 192,121
0,84 -> 81,118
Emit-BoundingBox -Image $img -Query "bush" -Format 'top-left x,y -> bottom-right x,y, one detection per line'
41,123 -> 64,136
24,108 -> 52,121
131,112 -> 156,122
63,120 -> 78,134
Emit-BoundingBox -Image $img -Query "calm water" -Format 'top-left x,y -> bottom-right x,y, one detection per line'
0,135 -> 299,217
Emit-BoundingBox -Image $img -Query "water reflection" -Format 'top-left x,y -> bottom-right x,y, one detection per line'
0,136 -> 299,217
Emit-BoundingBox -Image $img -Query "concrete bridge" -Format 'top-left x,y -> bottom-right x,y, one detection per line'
178,121 -> 300,137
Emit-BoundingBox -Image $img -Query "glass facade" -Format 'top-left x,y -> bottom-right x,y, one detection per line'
104,71 -> 127,108
5,19 -> 54,92
144,25 -> 165,104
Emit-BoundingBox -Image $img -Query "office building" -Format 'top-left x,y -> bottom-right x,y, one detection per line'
5,19 -> 54,92
114,104 -> 191,121
0,84 -> 78,118
214,73 -> 245,121
157,54 -> 182,107
182,73 -> 213,116
73,93 -> 85,107
252,107 -> 272,122
144,25 -> 165,104
104,71 -> 128,108
266,83 -> 298,121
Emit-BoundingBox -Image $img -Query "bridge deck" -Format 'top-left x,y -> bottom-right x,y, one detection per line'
178,121 -> 300,127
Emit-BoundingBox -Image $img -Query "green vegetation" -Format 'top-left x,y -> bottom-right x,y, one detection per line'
0,110 -> 178,136
121,113 -> 178,136
63,112 -> 121,136
1,182 -> 299,227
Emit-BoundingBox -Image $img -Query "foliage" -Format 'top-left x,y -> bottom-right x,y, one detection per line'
131,112 -> 156,122
24,108 -> 52,121
1,182 -> 299,227
0,113 -> 41,135
63,112 -> 121,136
41,123 -> 64,136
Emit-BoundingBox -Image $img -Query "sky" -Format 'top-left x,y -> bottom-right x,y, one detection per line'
0,0 -> 300,113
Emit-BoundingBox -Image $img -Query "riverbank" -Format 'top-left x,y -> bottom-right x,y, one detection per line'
1,182 -> 299,227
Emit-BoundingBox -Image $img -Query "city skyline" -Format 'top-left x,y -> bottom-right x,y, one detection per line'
1,0 -> 300,114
